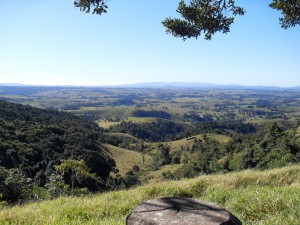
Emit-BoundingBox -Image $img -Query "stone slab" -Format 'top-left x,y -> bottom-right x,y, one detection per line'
126,197 -> 242,225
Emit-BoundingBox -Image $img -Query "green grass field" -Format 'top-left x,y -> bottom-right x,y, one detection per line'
105,144 -> 151,176
145,133 -> 231,154
166,135 -> 203,153
0,165 -> 299,225
97,120 -> 120,129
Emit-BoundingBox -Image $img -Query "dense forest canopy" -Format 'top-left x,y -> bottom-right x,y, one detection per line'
0,100 -> 115,202
74,0 -> 300,40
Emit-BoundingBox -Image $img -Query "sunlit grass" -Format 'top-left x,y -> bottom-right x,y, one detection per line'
105,144 -> 151,176
143,164 -> 184,182
0,165 -> 299,225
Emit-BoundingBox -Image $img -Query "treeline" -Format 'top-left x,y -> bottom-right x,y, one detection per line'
109,120 -> 187,142
194,120 -> 256,134
0,100 -> 116,203
109,119 -> 256,143
132,110 -> 171,119
61,102 -> 104,110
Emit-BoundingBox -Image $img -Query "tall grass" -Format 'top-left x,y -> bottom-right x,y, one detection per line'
0,165 -> 299,225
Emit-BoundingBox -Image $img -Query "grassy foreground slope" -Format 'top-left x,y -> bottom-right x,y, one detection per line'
0,165 -> 299,225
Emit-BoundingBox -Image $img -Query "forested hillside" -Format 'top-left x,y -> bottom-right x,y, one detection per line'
0,100 -> 115,202
108,119 -> 300,177
1,87 -> 300,205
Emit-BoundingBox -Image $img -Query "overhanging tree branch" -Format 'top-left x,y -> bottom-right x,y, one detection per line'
74,0 -> 109,15
162,0 -> 245,40
270,0 -> 300,29
73,0 -> 300,40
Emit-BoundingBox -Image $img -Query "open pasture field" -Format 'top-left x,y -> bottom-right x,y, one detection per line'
104,144 -> 150,176
2,86 -> 300,124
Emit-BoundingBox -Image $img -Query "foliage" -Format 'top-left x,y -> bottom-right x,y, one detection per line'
104,133 -> 140,149
132,110 -> 171,119
124,170 -> 140,188
46,173 -> 70,198
270,0 -> 300,29
109,118 -> 256,143
162,0 -> 245,40
53,159 -> 102,192
194,120 -> 256,134
109,120 -> 186,142
0,100 -> 115,202
152,144 -> 172,168
0,167 -> 32,203
74,0 -> 108,15
73,0 -> 300,40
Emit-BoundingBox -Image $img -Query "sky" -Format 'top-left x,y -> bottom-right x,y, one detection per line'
0,0 -> 299,87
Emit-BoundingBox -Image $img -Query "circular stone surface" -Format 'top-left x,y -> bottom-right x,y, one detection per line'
126,197 -> 242,225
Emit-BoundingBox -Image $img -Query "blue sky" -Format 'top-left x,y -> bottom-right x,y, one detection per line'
0,0 -> 299,87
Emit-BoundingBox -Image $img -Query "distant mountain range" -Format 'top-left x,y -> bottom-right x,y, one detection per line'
119,82 -> 224,88
1,82 -> 299,90
0,83 -> 25,86
118,82 -> 300,90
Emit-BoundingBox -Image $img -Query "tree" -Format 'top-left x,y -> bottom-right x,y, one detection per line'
54,159 -> 101,192
158,144 -> 172,166
124,170 -> 140,188
0,167 -> 32,203
74,0 -> 300,40
270,0 -> 300,29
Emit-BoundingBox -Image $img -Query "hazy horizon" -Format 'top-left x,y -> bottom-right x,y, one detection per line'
1,81 -> 299,88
